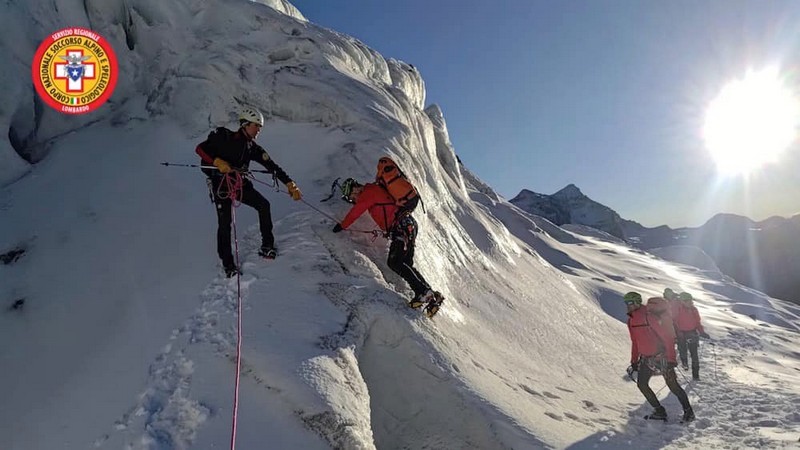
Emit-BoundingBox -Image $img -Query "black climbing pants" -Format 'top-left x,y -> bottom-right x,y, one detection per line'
214,181 -> 273,268
677,330 -> 700,378
637,357 -> 692,412
387,214 -> 430,297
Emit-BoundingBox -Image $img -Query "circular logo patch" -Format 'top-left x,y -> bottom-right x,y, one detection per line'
31,27 -> 118,115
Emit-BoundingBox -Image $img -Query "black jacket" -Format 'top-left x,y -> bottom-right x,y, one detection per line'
195,127 -> 292,184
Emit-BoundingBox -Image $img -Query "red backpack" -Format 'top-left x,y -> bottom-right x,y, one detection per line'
375,156 -> 420,212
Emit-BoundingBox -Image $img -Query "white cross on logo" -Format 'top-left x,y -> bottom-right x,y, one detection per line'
54,50 -> 96,93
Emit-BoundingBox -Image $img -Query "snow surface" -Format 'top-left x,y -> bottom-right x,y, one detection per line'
2,0 -> 800,449
650,245 -> 724,277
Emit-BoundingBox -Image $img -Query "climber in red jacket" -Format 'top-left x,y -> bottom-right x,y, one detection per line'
673,292 -> 710,380
625,292 -> 694,422
332,177 -> 443,317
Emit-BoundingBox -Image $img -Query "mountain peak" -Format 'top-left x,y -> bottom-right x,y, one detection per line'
553,183 -> 584,199
703,213 -> 753,228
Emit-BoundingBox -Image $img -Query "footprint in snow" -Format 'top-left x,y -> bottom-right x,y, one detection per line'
545,412 -> 563,421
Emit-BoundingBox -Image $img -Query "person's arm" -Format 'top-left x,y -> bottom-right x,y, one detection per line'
628,322 -> 639,365
196,128 -> 231,173
694,307 -> 708,336
693,308 -> 701,333
253,145 -> 302,200
196,144 -> 215,165
340,193 -> 373,229
253,146 -> 292,184
197,128 -> 229,162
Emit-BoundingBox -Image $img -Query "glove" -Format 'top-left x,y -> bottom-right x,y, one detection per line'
667,361 -> 678,369
332,223 -> 343,233
630,361 -> 639,371
626,364 -> 638,379
286,181 -> 302,201
699,332 -> 710,339
213,158 -> 232,174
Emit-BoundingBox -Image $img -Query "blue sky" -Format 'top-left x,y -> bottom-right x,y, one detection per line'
291,0 -> 800,228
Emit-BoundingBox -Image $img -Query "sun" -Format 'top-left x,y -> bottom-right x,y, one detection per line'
703,67 -> 799,175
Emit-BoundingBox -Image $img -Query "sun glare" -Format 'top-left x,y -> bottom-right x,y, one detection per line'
703,67 -> 800,175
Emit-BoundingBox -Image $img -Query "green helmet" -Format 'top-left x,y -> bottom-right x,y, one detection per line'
623,292 -> 643,305
678,292 -> 693,302
663,288 -> 677,300
340,177 -> 361,203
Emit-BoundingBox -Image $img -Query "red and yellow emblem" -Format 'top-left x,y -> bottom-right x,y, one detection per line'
31,27 -> 118,115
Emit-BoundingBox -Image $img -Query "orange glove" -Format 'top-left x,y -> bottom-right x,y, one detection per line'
286,181 -> 302,201
213,158 -> 232,174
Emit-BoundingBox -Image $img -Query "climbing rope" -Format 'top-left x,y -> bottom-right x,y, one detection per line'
161,163 -> 384,447
218,171 -> 244,450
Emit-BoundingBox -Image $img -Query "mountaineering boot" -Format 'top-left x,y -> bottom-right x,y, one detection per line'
681,408 -> 695,423
681,362 -> 689,370
258,246 -> 277,259
408,289 -> 433,309
424,291 -> 445,318
224,264 -> 241,278
644,406 -> 668,421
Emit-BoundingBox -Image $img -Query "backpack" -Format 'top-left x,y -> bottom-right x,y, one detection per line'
375,156 -> 420,212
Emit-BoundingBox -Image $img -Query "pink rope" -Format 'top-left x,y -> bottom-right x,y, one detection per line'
219,171 -> 244,450
216,171 -> 245,205
219,170 -> 386,449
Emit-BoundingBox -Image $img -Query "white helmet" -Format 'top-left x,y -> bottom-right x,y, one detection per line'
238,107 -> 264,126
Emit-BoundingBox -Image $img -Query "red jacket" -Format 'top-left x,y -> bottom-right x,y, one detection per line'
340,183 -> 398,231
672,302 -> 705,333
627,305 -> 677,364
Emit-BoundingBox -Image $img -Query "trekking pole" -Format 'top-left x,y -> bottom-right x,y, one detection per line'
677,369 -> 706,403
711,342 -> 718,381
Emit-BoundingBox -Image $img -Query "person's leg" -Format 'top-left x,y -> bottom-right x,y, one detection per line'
215,198 -> 235,268
676,332 -> 689,368
387,238 -> 430,297
636,362 -> 661,409
663,367 -> 692,411
240,184 -> 274,249
688,333 -> 700,379
399,217 -> 432,294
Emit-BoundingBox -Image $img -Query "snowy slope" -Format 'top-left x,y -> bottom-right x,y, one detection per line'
2,1 -> 800,449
